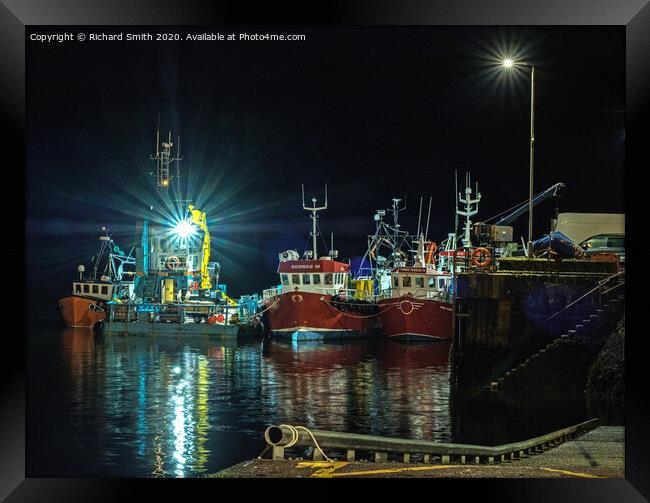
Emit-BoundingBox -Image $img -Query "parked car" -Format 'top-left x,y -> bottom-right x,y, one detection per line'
579,233 -> 625,263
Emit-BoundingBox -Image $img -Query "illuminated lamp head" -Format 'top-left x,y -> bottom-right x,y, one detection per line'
173,219 -> 196,239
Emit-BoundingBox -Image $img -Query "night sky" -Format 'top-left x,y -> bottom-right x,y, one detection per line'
26,26 -> 625,315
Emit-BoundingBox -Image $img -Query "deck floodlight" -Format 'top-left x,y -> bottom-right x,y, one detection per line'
502,58 -> 514,68
173,219 -> 197,239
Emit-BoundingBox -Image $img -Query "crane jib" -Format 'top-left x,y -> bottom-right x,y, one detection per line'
492,182 -> 565,226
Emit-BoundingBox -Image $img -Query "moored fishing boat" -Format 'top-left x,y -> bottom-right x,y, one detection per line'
263,186 -> 378,341
376,236 -> 453,342
59,227 -> 136,328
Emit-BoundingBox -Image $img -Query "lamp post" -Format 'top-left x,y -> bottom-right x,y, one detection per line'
502,58 -> 535,258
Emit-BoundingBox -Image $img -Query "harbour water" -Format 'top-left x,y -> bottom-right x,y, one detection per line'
27,327 -> 622,477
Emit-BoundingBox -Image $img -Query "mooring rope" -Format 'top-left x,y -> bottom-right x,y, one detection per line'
278,424 -> 334,463
322,299 -> 395,319
250,298 -> 280,317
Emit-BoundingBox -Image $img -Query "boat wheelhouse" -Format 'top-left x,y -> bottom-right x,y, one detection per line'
71,280 -> 134,302
278,257 -> 350,296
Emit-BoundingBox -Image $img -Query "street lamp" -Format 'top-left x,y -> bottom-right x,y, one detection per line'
502,58 -> 535,258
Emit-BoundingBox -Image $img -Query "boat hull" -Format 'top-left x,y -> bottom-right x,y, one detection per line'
378,296 -> 453,342
265,291 -> 375,341
58,296 -> 106,328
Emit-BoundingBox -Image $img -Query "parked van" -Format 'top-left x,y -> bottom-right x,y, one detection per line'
553,213 -> 624,244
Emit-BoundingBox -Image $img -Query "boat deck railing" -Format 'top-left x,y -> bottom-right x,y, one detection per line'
106,301 -> 241,325
374,289 -> 452,303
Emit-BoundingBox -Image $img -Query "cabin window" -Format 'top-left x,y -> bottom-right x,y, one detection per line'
281,274 -> 289,286
608,236 -> 624,248
74,284 -> 81,294
101,286 -> 108,295
439,279 -> 445,289
302,274 -> 311,285
83,284 -> 90,293
393,276 -> 399,287
324,273 -> 333,285
428,277 -> 435,288
291,274 -> 301,285
415,277 -> 424,288
583,236 -> 607,249
92,285 -> 99,294
402,276 -> 411,287
313,274 -> 321,285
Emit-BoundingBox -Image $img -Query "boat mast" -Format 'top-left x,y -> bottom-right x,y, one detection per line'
302,184 -> 327,259
457,172 -> 481,248
150,117 -> 182,194
391,198 -> 404,248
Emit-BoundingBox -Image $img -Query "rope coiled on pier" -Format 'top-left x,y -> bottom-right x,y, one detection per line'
278,424 -> 334,463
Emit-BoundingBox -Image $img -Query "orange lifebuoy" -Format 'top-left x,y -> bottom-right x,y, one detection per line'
471,247 -> 492,267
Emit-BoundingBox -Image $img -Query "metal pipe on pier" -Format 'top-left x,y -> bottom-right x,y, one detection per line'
263,419 -> 599,462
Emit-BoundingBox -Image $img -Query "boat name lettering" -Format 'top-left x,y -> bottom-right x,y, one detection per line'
291,264 -> 321,270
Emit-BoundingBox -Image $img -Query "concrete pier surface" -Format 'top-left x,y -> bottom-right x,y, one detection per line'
211,426 -> 623,478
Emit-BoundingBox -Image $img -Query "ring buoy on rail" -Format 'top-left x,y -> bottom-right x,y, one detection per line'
165,256 -> 181,270
471,247 -> 492,268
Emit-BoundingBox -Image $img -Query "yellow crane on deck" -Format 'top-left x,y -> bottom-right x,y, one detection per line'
187,204 -> 237,306
188,204 -> 211,290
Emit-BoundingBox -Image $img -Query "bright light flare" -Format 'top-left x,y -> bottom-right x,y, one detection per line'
173,219 -> 197,239
502,58 -> 514,68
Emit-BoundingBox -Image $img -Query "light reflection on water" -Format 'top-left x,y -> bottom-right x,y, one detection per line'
30,328 -> 451,477
30,327 -> 608,477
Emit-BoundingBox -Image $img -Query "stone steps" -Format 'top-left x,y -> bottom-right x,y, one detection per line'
496,288 -> 624,390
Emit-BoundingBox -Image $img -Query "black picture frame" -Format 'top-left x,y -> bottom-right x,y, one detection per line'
4,0 -> 648,501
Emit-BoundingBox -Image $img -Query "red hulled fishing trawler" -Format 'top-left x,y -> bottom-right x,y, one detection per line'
376,236 -> 453,342
356,195 -> 460,342
263,186 -> 377,341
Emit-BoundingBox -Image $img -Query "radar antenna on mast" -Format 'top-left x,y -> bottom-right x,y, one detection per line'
150,116 -> 183,193
302,183 -> 328,259
457,172 -> 481,247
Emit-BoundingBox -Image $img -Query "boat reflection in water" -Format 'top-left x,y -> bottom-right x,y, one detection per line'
261,338 -> 452,441
44,329 -> 452,477
377,340 -> 452,441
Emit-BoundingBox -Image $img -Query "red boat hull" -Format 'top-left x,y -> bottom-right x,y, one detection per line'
265,291 -> 375,340
58,296 -> 106,328
378,296 -> 453,342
